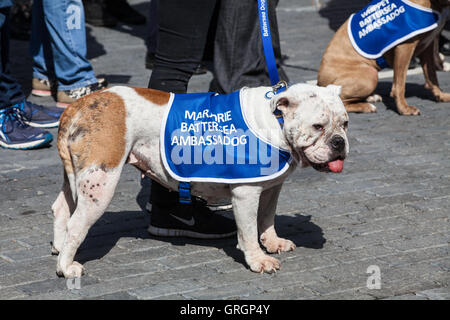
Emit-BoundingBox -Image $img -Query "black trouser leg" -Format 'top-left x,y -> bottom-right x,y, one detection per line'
148,0 -> 218,208
210,0 -> 288,94
0,7 -> 25,109
148,0 -> 218,93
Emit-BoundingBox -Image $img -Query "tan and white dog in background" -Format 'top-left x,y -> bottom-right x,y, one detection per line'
318,0 -> 450,115
52,83 -> 349,278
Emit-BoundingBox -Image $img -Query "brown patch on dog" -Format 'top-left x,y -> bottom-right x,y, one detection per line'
133,87 -> 170,106
57,91 -> 127,174
68,126 -> 87,142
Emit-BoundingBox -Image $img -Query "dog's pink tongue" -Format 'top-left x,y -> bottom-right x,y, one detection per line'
328,159 -> 344,173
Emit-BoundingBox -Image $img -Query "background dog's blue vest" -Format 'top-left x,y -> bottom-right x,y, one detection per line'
348,0 -> 440,60
161,90 -> 292,183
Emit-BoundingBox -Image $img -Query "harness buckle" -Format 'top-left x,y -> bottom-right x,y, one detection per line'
178,182 -> 192,204
272,80 -> 289,94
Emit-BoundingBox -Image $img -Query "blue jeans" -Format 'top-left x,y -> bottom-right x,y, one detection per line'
30,0 -> 97,91
0,5 -> 25,109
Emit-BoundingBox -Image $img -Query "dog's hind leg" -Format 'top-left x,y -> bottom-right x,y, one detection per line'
419,40 -> 450,103
51,172 -> 76,255
258,184 -> 295,254
56,166 -> 122,278
319,63 -> 379,113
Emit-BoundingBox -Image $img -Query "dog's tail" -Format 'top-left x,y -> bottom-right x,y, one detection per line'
57,110 -> 78,204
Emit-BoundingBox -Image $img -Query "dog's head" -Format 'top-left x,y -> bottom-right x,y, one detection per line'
271,83 -> 349,173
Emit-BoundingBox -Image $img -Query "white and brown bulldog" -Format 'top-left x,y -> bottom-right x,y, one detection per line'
52,83 -> 349,278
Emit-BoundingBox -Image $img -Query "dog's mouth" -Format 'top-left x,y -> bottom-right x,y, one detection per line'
292,144 -> 346,173
309,156 -> 345,173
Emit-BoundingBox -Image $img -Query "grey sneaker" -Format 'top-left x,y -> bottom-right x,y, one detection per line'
56,78 -> 107,107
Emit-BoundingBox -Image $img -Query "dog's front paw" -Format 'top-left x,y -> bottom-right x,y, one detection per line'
366,94 -> 382,103
398,104 -> 420,116
248,254 -> 280,274
435,92 -> 450,102
57,261 -> 85,278
262,236 -> 296,254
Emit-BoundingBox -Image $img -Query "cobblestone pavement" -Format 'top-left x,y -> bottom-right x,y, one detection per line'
1,0 -> 448,300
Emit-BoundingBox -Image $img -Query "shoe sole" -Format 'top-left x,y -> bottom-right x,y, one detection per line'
148,225 -> 236,239
207,203 -> 233,211
0,134 -> 53,150
146,202 -> 232,213
25,120 -> 60,129
31,89 -> 52,97
56,102 -> 70,108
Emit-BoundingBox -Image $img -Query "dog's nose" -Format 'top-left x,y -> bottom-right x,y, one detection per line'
330,135 -> 345,152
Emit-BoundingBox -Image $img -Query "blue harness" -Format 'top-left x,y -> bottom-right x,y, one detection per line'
161,90 -> 292,201
348,0 -> 440,68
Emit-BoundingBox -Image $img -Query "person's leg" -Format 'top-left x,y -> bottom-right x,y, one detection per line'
146,0 -> 236,238
210,0 -> 289,94
148,0 -> 217,93
36,0 -> 106,107
0,6 -> 25,108
147,0 -> 158,54
0,6 -> 54,149
1,4 -> 63,131
41,0 -> 97,91
145,0 -> 158,69
29,0 -> 56,96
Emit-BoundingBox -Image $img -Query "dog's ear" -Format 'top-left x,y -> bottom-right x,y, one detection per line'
326,84 -> 342,96
271,90 -> 320,113
270,93 -> 292,113
270,94 -> 291,113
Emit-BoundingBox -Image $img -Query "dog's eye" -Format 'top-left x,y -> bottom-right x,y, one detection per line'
343,121 -> 348,129
313,124 -> 324,131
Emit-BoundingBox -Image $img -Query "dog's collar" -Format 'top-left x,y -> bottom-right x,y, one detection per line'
264,80 -> 288,128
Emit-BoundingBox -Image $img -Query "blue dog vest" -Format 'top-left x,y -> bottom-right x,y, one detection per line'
348,0 -> 440,60
160,90 -> 292,183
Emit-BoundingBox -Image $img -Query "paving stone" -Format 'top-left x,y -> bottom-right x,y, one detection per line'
243,286 -> 317,300
128,279 -> 207,300
0,287 -> 28,300
382,294 -> 429,300
85,291 -> 138,300
415,288 -> 450,300
184,282 -> 262,300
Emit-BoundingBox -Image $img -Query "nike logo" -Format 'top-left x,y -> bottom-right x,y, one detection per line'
170,214 -> 195,226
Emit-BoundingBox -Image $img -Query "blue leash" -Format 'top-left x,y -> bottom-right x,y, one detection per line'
257,0 -> 280,86
257,0 -> 287,127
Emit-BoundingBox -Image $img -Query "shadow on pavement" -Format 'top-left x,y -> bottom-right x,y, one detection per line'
86,26 -> 107,60
376,81 -> 434,113
75,209 -> 326,271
